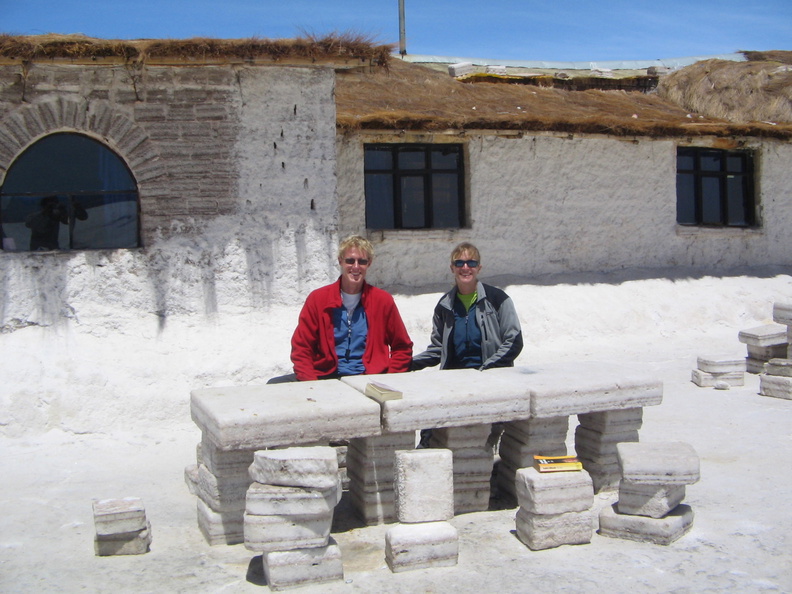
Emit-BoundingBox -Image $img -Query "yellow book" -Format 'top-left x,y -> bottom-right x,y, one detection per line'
533,454 -> 583,473
364,381 -> 403,404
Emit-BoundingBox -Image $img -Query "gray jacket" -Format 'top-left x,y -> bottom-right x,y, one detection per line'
412,281 -> 523,371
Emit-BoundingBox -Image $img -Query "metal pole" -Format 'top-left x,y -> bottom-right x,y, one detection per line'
398,0 -> 406,56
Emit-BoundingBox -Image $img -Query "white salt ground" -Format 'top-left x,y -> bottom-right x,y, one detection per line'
1,268 -> 792,592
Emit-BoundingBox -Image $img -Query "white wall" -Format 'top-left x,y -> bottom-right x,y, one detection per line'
337,132 -> 792,290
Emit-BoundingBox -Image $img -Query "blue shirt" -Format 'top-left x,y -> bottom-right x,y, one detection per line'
449,295 -> 482,369
333,305 -> 367,376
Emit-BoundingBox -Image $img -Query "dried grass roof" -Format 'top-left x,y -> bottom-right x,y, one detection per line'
336,56 -> 792,139
656,57 -> 792,125
0,33 -> 392,65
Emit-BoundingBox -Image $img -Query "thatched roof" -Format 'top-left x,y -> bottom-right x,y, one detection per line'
336,55 -> 792,139
0,33 -> 392,66
656,56 -> 792,125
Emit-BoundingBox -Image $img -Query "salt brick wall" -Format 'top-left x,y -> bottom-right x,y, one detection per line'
337,133 -> 792,289
0,63 -> 339,325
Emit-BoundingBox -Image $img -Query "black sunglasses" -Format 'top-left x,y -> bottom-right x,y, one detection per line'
344,257 -> 370,266
453,259 -> 479,268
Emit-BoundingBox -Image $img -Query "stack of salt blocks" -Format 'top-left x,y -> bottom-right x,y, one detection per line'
497,416 -> 569,503
514,466 -> 594,550
186,435 -> 255,545
575,408 -> 642,493
92,497 -> 151,556
386,449 -> 459,572
598,442 -> 699,545
429,424 -> 494,513
739,320 -> 789,374
244,446 -> 344,590
346,432 -> 415,525
691,354 -> 746,388
758,302 -> 792,400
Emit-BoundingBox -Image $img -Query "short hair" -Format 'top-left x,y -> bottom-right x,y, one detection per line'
338,235 -> 374,262
450,241 -> 480,264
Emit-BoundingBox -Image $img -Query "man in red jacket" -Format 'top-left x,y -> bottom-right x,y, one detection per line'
288,235 -> 413,381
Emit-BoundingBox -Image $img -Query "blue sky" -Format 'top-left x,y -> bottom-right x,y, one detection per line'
2,0 -> 791,62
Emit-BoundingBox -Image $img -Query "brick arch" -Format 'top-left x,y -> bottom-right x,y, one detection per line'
0,97 -> 164,188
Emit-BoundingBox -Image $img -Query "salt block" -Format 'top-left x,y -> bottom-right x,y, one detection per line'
196,498 -> 244,546
348,432 -> 416,456
515,507 -> 592,550
250,446 -> 338,489
746,358 -> 766,374
598,503 -> 693,545
343,369 -> 533,432
347,487 -> 396,525
691,369 -> 745,388
385,521 -> 459,573
617,442 -> 700,485
196,464 -> 251,512
747,343 -> 788,360
696,354 -> 746,374
184,464 -> 199,495
773,302 -> 792,326
617,482 -> 686,518
262,538 -> 344,591
759,374 -> 792,400
504,416 -> 570,441
577,408 -> 643,433
738,323 -> 788,347
243,510 -> 332,553
394,449 -> 454,523
448,62 -> 475,77
574,444 -> 619,467
245,481 -> 341,517
92,497 -> 147,536
515,467 -> 593,514
453,484 -> 491,513
522,365 -> 663,418
94,522 -> 152,556
764,358 -> 792,378
430,424 -> 492,448
191,381 -> 381,451
575,426 -> 640,453
201,436 -> 255,477
499,431 -> 567,467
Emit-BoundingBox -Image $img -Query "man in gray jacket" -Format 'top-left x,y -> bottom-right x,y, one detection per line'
411,241 -> 523,371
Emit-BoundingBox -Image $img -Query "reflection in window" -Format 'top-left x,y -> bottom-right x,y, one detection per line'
1,133 -> 140,251
676,147 -> 756,227
364,144 -> 465,230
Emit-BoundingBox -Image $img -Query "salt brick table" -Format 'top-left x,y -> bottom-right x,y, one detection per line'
190,362 -> 663,541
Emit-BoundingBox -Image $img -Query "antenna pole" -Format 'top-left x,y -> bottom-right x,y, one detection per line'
398,0 -> 406,56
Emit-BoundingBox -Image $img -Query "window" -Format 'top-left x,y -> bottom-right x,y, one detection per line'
1,133 -> 140,252
676,147 -> 756,227
364,144 -> 465,229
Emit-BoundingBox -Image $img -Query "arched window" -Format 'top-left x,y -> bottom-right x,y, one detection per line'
0,133 -> 140,252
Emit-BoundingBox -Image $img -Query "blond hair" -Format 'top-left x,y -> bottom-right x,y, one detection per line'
338,235 -> 374,262
450,241 -> 480,264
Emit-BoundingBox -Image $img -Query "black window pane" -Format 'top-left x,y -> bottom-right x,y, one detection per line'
400,176 -> 425,228
432,174 -> 460,227
365,173 -> 394,229
727,155 -> 744,173
726,176 -> 747,226
2,133 -> 136,194
398,150 -> 425,170
431,148 -> 459,169
676,173 -> 696,224
677,152 -> 695,171
71,193 -> 139,249
701,177 -> 722,224
364,147 -> 392,170
700,151 -> 722,172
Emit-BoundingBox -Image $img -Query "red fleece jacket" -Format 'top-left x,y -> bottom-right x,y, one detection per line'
290,278 -> 413,381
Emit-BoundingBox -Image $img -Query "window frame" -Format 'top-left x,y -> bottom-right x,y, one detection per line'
363,143 -> 466,230
676,146 -> 757,228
